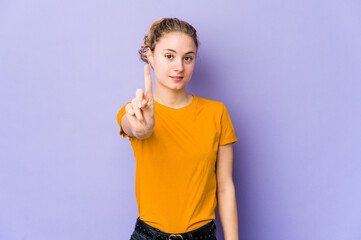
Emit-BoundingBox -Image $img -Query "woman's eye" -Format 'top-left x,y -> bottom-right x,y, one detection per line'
184,56 -> 193,62
165,54 -> 173,59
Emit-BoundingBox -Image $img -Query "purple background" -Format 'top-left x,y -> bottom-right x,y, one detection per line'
1,0 -> 361,239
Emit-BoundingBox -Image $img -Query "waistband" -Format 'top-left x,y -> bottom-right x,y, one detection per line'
134,217 -> 217,240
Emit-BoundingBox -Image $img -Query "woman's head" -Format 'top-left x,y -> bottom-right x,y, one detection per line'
138,18 -> 199,92
139,17 -> 199,64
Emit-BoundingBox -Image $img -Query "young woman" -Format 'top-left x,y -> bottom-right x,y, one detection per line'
117,17 -> 239,240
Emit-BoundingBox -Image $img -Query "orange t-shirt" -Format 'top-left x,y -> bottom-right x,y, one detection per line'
116,94 -> 237,233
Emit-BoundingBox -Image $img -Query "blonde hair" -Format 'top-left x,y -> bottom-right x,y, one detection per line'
138,17 -> 199,63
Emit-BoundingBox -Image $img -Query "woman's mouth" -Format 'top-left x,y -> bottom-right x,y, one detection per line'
170,76 -> 184,81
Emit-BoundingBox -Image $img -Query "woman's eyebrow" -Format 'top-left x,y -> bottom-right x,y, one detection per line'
163,49 -> 195,54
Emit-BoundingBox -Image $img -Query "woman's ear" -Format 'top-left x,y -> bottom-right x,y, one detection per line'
146,48 -> 154,68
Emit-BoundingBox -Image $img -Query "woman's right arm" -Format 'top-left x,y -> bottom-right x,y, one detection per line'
121,114 -> 135,137
121,113 -> 153,139
121,65 -> 155,140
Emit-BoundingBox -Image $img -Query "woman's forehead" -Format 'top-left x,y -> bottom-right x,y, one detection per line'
155,32 -> 197,53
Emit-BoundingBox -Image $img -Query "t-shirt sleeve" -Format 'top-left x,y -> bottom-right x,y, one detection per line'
116,102 -> 131,138
219,103 -> 238,146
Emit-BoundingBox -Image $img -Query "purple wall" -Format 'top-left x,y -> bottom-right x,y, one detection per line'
1,0 -> 361,239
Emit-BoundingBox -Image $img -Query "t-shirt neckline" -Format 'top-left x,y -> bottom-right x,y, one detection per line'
154,94 -> 197,112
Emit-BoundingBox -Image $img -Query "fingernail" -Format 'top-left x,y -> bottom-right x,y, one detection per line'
138,102 -> 142,108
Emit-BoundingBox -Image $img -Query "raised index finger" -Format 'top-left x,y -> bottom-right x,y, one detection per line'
144,65 -> 152,94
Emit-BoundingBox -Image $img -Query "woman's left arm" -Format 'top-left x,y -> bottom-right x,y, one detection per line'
216,143 -> 239,240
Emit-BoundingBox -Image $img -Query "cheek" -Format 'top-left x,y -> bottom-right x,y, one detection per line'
154,57 -> 167,68
153,62 -> 169,79
185,63 -> 195,73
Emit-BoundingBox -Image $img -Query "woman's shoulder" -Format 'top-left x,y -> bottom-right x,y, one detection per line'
194,95 -> 224,107
194,95 -> 225,111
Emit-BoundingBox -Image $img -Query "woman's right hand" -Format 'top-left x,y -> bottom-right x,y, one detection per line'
122,65 -> 155,139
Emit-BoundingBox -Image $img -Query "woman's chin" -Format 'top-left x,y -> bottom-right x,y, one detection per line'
162,82 -> 187,91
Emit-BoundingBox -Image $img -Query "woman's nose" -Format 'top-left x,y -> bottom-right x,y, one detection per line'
173,58 -> 184,72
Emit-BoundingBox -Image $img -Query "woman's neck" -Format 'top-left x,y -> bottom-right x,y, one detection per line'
153,87 -> 193,109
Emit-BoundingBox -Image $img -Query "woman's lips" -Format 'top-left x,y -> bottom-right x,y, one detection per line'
170,76 -> 183,81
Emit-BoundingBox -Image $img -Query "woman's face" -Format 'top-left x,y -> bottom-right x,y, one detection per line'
147,31 -> 197,92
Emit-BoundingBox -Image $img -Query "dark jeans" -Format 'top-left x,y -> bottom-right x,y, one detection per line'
130,217 -> 217,240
